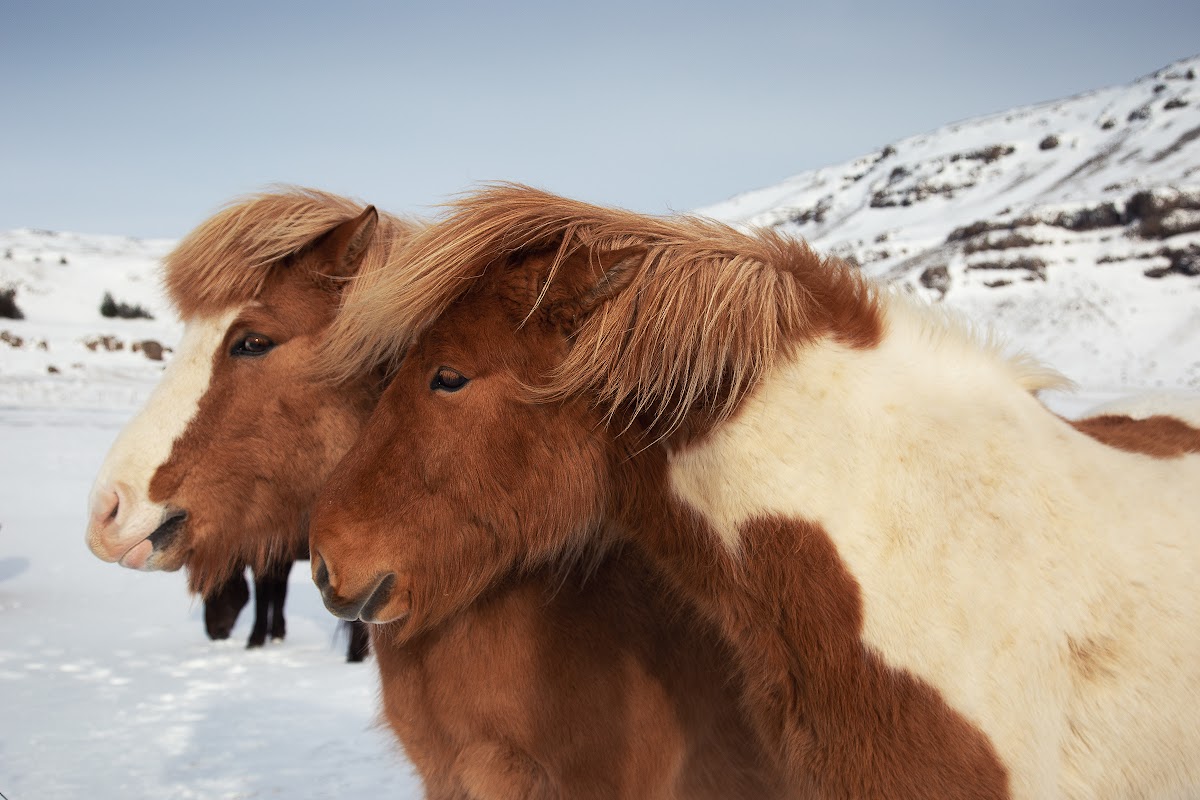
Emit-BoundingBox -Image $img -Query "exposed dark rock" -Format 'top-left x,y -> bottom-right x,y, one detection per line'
949,144 -> 1016,164
984,279 -> 1013,288
1039,135 -> 1060,151
871,180 -> 971,209
1144,244 -> 1200,278
132,340 -> 169,361
1164,98 -> 1189,110
1100,118 -> 1117,130
1153,83 -> 1167,94
1048,203 -> 1123,232
963,232 -> 1046,255
919,264 -> 950,295
1149,124 -> 1200,163
784,195 -> 834,226
84,335 -> 125,352
966,256 -> 1047,281
1,331 -> 23,348
947,200 -> 1124,246
1127,105 -> 1151,122
1126,190 -> 1200,238
47,365 -> 60,375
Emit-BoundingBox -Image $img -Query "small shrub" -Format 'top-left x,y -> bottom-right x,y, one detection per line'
99,291 -> 154,320
0,288 -> 23,320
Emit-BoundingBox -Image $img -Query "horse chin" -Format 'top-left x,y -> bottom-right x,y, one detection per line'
115,520 -> 187,572
361,587 -> 413,626
117,539 -> 154,570
116,539 -> 187,572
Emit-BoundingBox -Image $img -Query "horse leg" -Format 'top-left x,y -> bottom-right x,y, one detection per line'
268,559 -> 292,641
346,620 -> 370,662
247,566 -> 271,648
203,564 -> 249,640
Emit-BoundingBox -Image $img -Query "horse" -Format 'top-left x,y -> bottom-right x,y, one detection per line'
203,562 -> 250,641
203,556 -> 371,660
84,189 -> 786,799
310,183 -> 1200,800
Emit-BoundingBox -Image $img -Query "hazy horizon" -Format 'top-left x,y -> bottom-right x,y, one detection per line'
3,0 -> 1198,238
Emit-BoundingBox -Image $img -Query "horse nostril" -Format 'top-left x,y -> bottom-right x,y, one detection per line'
90,485 -> 121,527
359,573 -> 396,622
313,552 -> 331,592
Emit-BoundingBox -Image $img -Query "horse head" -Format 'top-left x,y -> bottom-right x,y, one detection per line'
86,190 -> 408,596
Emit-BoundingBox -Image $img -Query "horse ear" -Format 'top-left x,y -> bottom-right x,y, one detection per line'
543,248 -> 641,336
312,206 -> 379,280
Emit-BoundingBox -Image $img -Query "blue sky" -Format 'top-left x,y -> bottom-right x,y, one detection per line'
3,0 -> 1198,238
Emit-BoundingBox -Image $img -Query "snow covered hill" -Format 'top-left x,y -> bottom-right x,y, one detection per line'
0,229 -> 179,408
701,55 -> 1200,391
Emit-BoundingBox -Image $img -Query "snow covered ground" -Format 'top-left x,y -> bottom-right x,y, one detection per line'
0,406 -> 422,799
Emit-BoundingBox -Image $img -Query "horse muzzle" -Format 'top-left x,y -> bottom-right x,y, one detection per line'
312,553 -> 405,623
86,481 -> 188,570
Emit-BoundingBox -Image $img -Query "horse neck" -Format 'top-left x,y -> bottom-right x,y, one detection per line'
659,298 -> 1059,554
609,301 -> 1040,793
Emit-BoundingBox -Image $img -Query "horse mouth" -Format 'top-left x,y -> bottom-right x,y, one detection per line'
118,510 -> 188,569
148,509 -> 188,552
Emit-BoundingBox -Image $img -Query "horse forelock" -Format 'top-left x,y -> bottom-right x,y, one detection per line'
165,187 -> 418,320
324,183 -> 883,436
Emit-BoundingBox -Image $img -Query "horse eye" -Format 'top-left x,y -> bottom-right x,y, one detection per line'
430,367 -> 469,392
231,333 -> 275,357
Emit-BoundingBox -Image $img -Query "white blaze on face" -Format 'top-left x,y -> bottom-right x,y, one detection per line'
85,307 -> 242,569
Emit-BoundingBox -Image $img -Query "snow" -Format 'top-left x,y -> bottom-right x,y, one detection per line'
2,55 -> 1198,800
0,407 -> 422,799
698,54 -> 1200,393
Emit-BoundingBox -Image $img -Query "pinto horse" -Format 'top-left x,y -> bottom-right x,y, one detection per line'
84,189 -> 785,799
312,184 -> 1200,800
85,190 -> 387,663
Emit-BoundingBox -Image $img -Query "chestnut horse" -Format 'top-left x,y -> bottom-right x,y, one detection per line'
84,190 -> 785,799
204,558 -> 371,661
312,184 -> 1200,800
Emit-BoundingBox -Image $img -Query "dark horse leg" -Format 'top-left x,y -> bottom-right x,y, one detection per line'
346,621 -> 370,662
204,564 -> 250,640
247,559 -> 293,648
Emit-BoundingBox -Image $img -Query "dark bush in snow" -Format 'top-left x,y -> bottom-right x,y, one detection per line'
100,291 -> 154,320
0,288 -> 24,320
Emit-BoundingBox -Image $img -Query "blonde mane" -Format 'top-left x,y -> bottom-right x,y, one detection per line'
165,187 -> 420,318
325,184 -> 881,434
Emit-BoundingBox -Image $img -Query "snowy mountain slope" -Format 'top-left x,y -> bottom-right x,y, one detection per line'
0,229 -> 179,408
700,55 -> 1200,391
